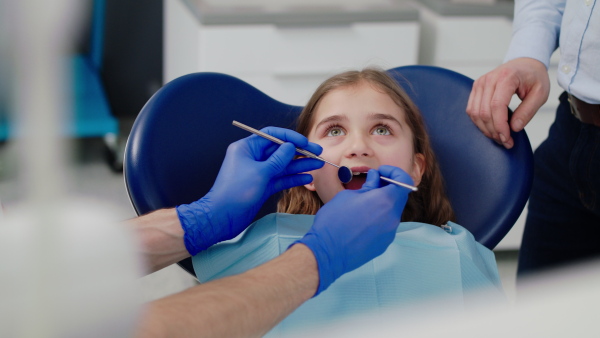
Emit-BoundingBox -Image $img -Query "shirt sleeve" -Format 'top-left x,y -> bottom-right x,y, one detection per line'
504,0 -> 566,68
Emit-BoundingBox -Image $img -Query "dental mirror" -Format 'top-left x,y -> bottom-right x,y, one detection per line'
337,166 -> 353,184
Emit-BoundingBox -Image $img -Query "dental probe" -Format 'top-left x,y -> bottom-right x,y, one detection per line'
232,120 -> 418,192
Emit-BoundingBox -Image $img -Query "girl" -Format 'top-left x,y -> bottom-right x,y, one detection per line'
193,68 -> 504,335
277,68 -> 455,227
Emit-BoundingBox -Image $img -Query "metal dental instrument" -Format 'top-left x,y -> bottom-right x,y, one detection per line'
379,176 -> 418,192
232,120 -> 418,192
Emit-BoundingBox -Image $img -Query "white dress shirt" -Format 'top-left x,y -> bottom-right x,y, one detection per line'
505,0 -> 600,104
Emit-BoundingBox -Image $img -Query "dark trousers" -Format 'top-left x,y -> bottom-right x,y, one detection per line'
518,92 -> 600,278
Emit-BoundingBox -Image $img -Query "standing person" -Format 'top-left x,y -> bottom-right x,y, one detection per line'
466,1 -> 600,276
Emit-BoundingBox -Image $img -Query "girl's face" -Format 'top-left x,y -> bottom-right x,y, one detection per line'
304,81 -> 425,204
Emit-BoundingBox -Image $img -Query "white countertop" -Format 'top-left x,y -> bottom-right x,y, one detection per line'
417,0 -> 514,17
181,0 -> 420,25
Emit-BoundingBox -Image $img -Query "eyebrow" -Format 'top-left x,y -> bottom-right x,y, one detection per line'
369,113 -> 403,126
314,115 -> 349,130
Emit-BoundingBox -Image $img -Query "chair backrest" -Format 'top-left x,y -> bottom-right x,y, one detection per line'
124,65 -> 533,275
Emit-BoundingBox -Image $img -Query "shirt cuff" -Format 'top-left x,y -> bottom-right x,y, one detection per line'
504,24 -> 558,68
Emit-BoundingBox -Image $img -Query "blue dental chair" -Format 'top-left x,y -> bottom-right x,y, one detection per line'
124,65 -> 533,276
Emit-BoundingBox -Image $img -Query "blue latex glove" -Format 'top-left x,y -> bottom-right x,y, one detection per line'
293,165 -> 414,295
177,127 -> 324,256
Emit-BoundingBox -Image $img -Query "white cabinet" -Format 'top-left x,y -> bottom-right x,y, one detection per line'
164,0 -> 420,105
418,3 -> 513,82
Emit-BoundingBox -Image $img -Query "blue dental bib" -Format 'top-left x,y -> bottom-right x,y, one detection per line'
192,213 -> 504,336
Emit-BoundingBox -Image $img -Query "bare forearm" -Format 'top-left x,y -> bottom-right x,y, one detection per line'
124,208 -> 189,273
136,244 -> 319,338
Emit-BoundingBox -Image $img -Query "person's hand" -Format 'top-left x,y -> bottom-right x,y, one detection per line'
293,165 -> 413,295
177,127 -> 324,256
466,57 -> 550,149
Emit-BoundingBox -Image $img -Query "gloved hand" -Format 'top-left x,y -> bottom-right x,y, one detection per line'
293,165 -> 414,295
177,127 -> 324,256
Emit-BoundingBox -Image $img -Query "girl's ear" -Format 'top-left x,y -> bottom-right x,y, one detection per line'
304,181 -> 317,191
411,153 -> 426,186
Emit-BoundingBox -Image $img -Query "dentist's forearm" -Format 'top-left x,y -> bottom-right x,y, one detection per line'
135,244 -> 319,337
125,208 -> 189,274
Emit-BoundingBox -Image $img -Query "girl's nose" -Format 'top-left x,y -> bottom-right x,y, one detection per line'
345,135 -> 373,158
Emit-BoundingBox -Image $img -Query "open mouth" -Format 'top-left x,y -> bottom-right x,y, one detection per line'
343,172 -> 368,190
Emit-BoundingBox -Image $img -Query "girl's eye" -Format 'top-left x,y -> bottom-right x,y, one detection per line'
326,127 -> 346,137
372,126 -> 391,135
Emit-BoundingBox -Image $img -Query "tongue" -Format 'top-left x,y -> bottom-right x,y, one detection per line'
344,174 -> 367,190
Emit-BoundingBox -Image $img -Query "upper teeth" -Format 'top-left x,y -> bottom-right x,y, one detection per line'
353,172 -> 362,175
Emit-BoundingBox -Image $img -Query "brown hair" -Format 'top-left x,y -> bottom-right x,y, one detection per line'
277,68 -> 455,226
